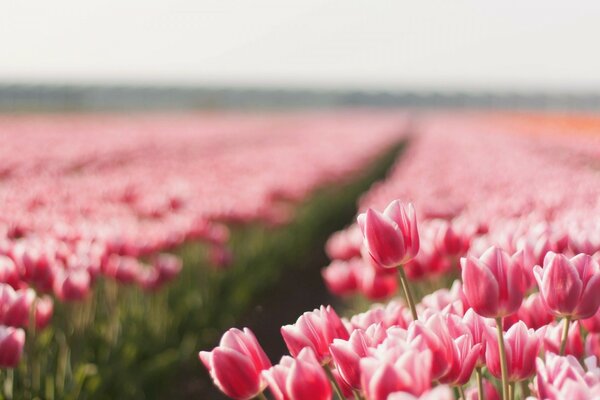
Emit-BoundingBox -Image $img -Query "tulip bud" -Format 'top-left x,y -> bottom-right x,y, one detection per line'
534,252 -> 600,320
199,327 -> 271,400
357,201 -> 419,268
461,246 -> 526,318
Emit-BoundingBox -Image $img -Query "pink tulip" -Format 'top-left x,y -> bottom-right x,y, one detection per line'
2,288 -> 35,328
330,329 -> 374,389
53,269 -> 91,301
0,256 -> 20,289
388,385 -> 454,400
281,305 -> 349,363
360,349 -> 432,400
356,262 -> 398,300
485,321 -> 544,382
461,308 -> 494,367
543,321 -> 584,358
34,296 -> 53,330
534,353 -> 600,400
407,315 -> 456,380
503,292 -> 554,330
321,259 -> 359,297
465,379 -> 500,400
413,313 -> 481,386
585,333 -> 600,359
349,301 -> 410,331
325,225 -> 363,261
153,254 -> 182,282
262,348 -> 331,400
461,246 -> 526,318
0,326 -> 25,368
199,327 -> 271,400
582,306 -> 600,333
534,252 -> 600,319
357,201 -> 419,268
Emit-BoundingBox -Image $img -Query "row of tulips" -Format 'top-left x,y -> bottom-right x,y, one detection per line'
201,114 -> 600,399
0,111 -> 408,377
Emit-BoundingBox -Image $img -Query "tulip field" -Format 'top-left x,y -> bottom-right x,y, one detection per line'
2,110 -> 600,399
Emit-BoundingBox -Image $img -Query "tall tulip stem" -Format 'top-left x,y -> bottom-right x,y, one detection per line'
559,316 -> 571,356
475,367 -> 485,400
495,318 -> 509,400
397,266 -> 418,320
324,365 -> 344,400
458,385 -> 466,400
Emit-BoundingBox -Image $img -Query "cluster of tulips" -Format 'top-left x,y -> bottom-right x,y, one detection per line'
0,111 -> 407,372
202,200 -> 600,400
201,115 -> 600,400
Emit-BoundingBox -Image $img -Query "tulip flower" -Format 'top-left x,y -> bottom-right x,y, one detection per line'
357,200 -> 420,319
465,379 -> 500,400
503,292 -> 554,330
582,306 -> 600,333
485,321 -> 544,382
199,327 -> 271,400
53,269 -> 91,301
360,349 -> 432,400
330,329 -> 374,389
534,252 -> 600,320
321,259 -> 359,297
543,321 -> 584,359
0,326 -> 25,368
262,348 -> 331,400
281,305 -> 349,363
461,246 -> 526,319
387,385 -> 454,400
534,353 -> 600,400
357,201 -> 419,268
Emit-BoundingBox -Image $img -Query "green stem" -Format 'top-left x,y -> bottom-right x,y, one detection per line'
397,265 -> 418,320
508,382 -> 514,400
458,385 -> 466,400
476,367 -> 485,400
323,365 -> 344,400
495,318 -> 509,400
559,316 -> 571,356
353,388 -> 363,400
3,369 -> 13,400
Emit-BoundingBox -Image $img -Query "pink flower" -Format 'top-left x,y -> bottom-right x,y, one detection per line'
460,308 -> 495,367
534,252 -> 600,319
349,301 -> 410,331
330,329 -> 374,389
485,321 -> 544,382
34,296 -> 53,330
533,353 -> 600,400
199,327 -> 271,400
0,326 -> 25,368
281,305 -> 349,363
357,201 -> 419,268
465,379 -> 500,400
461,246 -> 526,318
388,386 -> 455,400
543,321 -> 584,358
582,306 -> 600,333
360,349 -> 432,400
321,259 -> 359,297
262,348 -> 331,400
53,269 -> 91,301
412,313 -> 481,385
325,225 -> 363,261
503,292 -> 554,330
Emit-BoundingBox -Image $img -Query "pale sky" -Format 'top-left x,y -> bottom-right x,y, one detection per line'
2,1 -> 600,92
